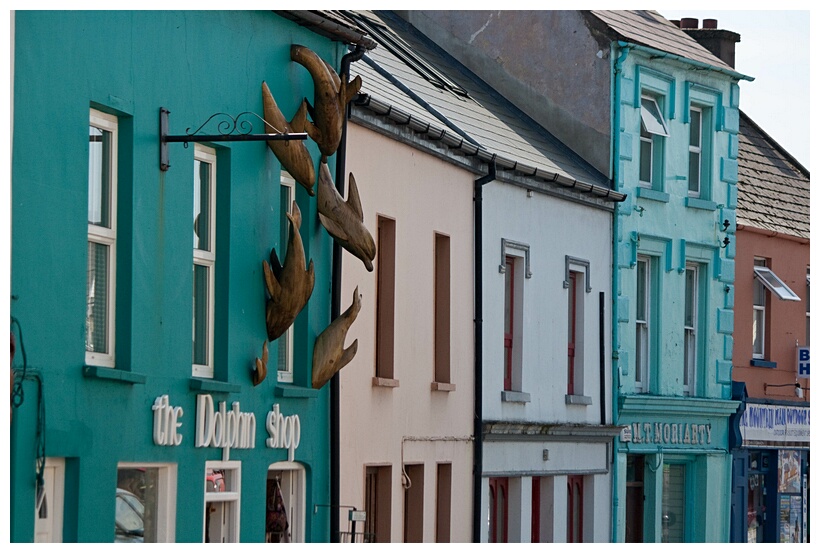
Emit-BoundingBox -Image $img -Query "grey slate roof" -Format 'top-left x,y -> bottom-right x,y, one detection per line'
343,10 -> 623,202
588,10 -> 738,73
736,110 -> 810,240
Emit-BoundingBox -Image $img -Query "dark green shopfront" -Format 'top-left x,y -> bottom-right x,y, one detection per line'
10,10 -> 358,542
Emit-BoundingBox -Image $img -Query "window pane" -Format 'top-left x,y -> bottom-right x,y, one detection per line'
639,139 -> 652,183
753,308 -> 764,355
688,151 -> 700,193
194,159 -> 211,251
193,264 -> 210,365
684,268 -> 695,327
641,97 -> 668,136
689,109 -> 701,147
89,125 -> 112,228
662,464 -> 685,543
86,241 -> 110,354
636,260 -> 646,320
117,467 -> 160,543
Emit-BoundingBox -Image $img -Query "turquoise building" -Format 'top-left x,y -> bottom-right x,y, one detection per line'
10,10 -> 370,542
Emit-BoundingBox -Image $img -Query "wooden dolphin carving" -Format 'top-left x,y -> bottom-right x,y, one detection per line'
252,341 -> 268,386
263,200 -> 315,342
312,286 -> 362,390
261,81 -> 316,195
291,44 -> 362,160
316,161 -> 376,272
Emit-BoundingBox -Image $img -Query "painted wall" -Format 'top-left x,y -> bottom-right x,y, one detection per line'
339,123 -> 475,542
11,10 -> 342,542
733,229 -> 810,400
482,183 -> 614,424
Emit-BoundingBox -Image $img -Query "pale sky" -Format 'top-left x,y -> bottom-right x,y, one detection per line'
661,9 -> 811,171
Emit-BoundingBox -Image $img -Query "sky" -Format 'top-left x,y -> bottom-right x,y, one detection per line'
659,9 -> 811,171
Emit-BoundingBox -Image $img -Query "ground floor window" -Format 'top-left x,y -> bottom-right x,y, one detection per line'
204,461 -> 240,543
364,465 -> 392,543
662,463 -> 686,542
567,475 -> 584,542
116,463 -> 176,543
489,477 -> 509,543
266,462 -> 305,543
625,455 -> 645,543
35,458 -> 65,543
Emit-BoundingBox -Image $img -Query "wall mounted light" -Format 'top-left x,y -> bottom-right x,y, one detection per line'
722,219 -> 730,232
720,236 -> 731,249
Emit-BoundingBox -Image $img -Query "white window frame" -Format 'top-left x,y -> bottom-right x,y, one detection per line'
204,461 -> 241,543
639,96 -> 668,189
86,109 -> 118,368
688,106 -> 703,197
635,256 -> 651,392
752,258 -> 767,359
117,462 -> 177,543
683,263 -> 699,396
277,172 -> 296,384
193,145 -> 217,378
500,240 -> 531,397
267,462 -> 306,543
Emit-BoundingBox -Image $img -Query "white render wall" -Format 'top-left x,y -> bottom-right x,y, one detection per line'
482,181 -> 614,424
338,123 -> 475,543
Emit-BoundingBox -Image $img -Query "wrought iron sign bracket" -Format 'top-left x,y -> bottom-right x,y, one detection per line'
159,107 -> 307,171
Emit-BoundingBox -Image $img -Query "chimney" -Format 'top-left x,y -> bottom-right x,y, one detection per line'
677,17 -> 741,68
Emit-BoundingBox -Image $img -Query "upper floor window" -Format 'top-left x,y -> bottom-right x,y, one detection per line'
807,267 -> 811,346
683,263 -> 700,396
434,233 -> 451,386
635,256 -> 652,392
376,216 -> 397,381
753,258 -> 801,360
278,173 -> 296,384
639,95 -> 668,189
86,109 -> 118,368
193,145 -> 217,378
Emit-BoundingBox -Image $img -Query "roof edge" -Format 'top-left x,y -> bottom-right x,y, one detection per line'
275,10 -> 377,50
618,40 -> 753,82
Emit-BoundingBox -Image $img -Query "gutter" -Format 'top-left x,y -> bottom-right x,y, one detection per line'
276,10 -> 377,50
353,93 -> 626,203
472,160 -> 496,543
736,224 -> 810,245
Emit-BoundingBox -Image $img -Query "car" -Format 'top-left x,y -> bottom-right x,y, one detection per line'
115,488 -> 144,543
206,468 -> 225,493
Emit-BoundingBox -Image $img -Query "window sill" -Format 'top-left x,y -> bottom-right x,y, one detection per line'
275,384 -> 319,398
189,378 -> 241,393
750,359 -> 777,368
431,382 -> 456,392
501,390 -> 531,403
83,365 -> 146,384
372,377 -> 400,388
684,197 -> 717,211
636,187 -> 669,203
565,394 -> 592,405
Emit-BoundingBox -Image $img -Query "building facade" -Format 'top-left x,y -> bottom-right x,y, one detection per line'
396,10 -> 753,542
10,10 -> 371,542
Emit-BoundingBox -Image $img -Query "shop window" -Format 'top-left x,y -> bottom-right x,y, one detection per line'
376,216 -> 396,382
116,463 -> 176,543
403,464 -> 424,542
364,465 -> 392,543
661,463 -> 686,543
266,462 -> 305,543
34,458 -> 65,543
434,233 -> 451,386
531,476 -> 541,543
86,109 -> 118,368
277,173 -> 296,383
203,461 -> 240,543
639,95 -> 668,190
193,145 -> 217,378
489,477 -> 508,543
567,475 -> 584,543
435,463 -> 451,543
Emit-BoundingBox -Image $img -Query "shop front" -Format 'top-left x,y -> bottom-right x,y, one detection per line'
615,397 -> 738,543
731,401 -> 810,543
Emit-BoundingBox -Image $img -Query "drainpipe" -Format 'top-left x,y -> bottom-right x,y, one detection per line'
331,43 -> 367,544
472,159 -> 496,543
610,41 -> 632,544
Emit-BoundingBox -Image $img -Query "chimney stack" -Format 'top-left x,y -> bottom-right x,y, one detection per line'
675,16 -> 741,68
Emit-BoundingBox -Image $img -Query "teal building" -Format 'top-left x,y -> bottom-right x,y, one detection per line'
10,10 -> 369,543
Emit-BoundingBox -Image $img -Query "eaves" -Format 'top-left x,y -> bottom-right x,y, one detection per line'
351,93 -> 626,210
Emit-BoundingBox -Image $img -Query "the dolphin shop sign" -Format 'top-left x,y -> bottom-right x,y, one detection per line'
150,395 -> 301,459
740,403 -> 810,446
